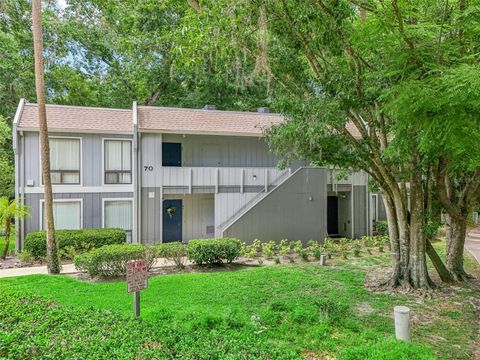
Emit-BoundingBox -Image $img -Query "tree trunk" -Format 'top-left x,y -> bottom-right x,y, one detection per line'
32,0 -> 60,274
1,218 -> 11,260
406,171 -> 431,288
383,193 -> 402,287
445,213 -> 469,281
426,239 -> 454,283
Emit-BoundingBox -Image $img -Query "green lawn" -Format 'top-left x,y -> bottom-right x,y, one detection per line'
0,242 -> 478,359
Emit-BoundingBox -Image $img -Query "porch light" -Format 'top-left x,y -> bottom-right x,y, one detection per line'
253,175 -> 257,181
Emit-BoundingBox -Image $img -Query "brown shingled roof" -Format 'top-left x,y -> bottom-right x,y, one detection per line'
16,102 -> 360,139
137,106 -> 283,136
17,103 -> 133,133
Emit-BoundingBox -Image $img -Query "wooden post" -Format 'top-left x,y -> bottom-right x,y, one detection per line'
240,168 -> 244,193
264,168 -> 268,192
189,167 -> 193,194
134,291 -> 140,318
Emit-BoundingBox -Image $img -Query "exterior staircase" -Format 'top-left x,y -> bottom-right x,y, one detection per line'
217,168 -> 295,235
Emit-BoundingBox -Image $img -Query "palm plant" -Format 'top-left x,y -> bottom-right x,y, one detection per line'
0,198 -> 29,259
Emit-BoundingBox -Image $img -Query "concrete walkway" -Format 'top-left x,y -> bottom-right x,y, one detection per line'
0,263 -> 77,278
466,228 -> 480,265
0,258 -> 188,279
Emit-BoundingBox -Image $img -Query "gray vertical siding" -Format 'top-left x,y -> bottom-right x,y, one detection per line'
353,185 -> 367,238
24,132 -> 40,186
22,192 -> 133,246
141,187 -> 162,244
162,134 -> 282,167
140,190 -> 214,244
20,131 -> 132,188
223,168 -> 328,243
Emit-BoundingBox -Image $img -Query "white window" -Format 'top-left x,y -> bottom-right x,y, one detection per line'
104,140 -> 132,184
49,138 -> 81,184
103,199 -> 132,230
41,200 -> 82,230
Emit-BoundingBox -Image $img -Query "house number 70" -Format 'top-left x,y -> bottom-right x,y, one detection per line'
144,166 -> 153,171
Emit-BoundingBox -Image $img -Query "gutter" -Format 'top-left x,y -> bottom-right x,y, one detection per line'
12,99 -> 25,252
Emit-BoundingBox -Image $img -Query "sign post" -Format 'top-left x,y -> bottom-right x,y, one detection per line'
126,259 -> 148,318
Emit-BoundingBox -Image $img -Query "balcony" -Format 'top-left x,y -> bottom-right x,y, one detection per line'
327,169 -> 368,189
161,167 -> 291,194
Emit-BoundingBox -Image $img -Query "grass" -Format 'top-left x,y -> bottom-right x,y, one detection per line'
0,241 -> 478,359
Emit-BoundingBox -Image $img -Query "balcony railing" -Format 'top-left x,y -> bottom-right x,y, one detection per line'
327,170 -> 367,186
161,166 -> 291,192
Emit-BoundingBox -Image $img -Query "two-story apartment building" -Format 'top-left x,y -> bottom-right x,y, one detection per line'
12,99 -> 386,250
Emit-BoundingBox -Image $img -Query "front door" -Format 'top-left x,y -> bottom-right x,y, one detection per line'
327,196 -> 339,235
163,199 -> 182,242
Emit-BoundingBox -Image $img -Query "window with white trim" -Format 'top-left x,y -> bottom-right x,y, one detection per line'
42,201 -> 82,230
49,138 -> 81,184
104,140 -> 132,184
104,200 -> 132,230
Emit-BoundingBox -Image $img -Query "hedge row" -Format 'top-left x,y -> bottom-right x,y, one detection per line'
74,244 -> 156,278
73,238 -> 242,278
24,228 -> 126,259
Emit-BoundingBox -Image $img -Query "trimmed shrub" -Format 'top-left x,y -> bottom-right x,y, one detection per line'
74,244 -> 157,278
24,228 -> 126,259
187,238 -> 242,265
156,242 -> 187,268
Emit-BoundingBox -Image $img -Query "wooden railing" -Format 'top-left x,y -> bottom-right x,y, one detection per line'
161,166 -> 291,191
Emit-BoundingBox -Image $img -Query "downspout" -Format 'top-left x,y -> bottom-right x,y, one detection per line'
13,99 -> 25,252
132,101 -> 140,243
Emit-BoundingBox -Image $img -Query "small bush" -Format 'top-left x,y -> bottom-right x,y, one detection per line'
300,249 -> 309,262
375,220 -> 389,236
279,239 -> 291,256
337,238 -> 350,259
17,250 -> 35,264
24,228 -> 126,259
291,240 -> 303,254
307,240 -> 321,260
352,242 -> 361,257
241,241 -> 259,258
322,237 -> 335,259
187,238 -> 242,265
273,256 -> 281,264
74,244 -> 157,278
375,235 -> 389,252
261,241 -> 276,258
156,242 -> 187,268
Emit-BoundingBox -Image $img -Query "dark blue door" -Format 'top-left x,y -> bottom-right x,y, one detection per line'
162,143 -> 182,166
163,199 -> 182,242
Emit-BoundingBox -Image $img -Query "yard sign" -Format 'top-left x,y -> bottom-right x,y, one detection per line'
126,259 -> 148,293
126,259 -> 148,318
